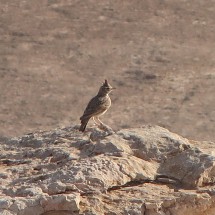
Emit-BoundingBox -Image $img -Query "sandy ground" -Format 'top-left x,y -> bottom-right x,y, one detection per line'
0,0 -> 215,140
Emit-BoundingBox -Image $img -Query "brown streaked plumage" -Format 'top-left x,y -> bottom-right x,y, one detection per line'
79,80 -> 114,132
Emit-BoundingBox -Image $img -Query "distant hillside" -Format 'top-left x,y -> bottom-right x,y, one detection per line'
0,0 -> 215,140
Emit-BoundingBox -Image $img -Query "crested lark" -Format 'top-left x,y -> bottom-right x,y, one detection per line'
79,80 -> 115,132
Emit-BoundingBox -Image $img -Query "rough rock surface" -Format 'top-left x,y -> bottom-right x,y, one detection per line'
0,125 -> 215,215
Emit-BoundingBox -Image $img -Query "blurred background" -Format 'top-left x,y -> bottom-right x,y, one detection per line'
0,0 -> 214,140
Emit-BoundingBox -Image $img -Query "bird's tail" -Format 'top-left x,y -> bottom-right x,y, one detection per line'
79,118 -> 90,132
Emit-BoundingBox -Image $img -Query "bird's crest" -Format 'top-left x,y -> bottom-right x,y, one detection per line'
102,79 -> 111,88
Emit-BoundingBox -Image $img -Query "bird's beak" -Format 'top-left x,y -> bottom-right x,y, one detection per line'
111,87 -> 116,90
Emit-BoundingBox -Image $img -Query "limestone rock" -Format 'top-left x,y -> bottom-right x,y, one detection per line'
0,198 -> 13,209
15,187 -> 44,197
40,193 -> 80,212
0,210 -> 16,215
45,181 -> 66,195
0,125 -> 214,214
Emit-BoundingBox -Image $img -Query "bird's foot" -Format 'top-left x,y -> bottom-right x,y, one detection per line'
98,123 -> 114,133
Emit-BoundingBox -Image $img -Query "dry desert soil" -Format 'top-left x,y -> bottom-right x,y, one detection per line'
0,0 -> 215,140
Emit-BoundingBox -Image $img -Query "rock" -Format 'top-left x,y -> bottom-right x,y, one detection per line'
40,193 -> 80,212
117,125 -> 191,162
9,199 -> 27,214
49,150 -> 70,163
8,197 -> 44,215
89,127 -> 115,142
0,173 -> 9,179
46,181 -> 66,195
91,134 -> 133,156
0,210 -> 16,215
18,134 -> 43,148
118,125 -> 215,187
0,198 -> 13,209
15,187 -> 44,197
0,125 -> 215,214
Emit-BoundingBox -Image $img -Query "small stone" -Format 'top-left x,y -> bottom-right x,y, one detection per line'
16,187 -> 43,197
0,209 -> 15,215
0,198 -> 13,209
40,193 -> 80,212
47,181 -> 66,195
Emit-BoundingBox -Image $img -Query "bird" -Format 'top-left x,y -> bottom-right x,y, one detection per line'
79,80 -> 115,132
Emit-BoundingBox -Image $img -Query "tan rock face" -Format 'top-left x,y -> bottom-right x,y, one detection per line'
0,125 -> 214,215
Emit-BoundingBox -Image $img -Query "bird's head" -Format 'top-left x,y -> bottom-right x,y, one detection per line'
98,79 -> 115,95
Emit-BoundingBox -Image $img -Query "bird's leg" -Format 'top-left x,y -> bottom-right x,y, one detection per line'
92,117 -> 99,126
94,117 -> 102,126
93,116 -> 114,133
93,116 -> 105,129
97,117 -> 105,127
96,117 -> 113,131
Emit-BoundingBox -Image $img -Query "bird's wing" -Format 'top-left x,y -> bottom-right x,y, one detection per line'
80,97 -> 107,120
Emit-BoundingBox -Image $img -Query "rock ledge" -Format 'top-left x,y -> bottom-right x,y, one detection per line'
0,125 -> 215,215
